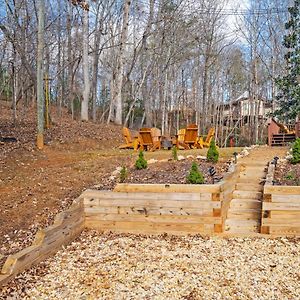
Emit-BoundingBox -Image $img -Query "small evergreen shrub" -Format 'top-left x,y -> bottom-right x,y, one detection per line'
135,150 -> 148,169
119,166 -> 128,183
172,146 -> 178,161
285,172 -> 295,180
187,162 -> 204,184
291,138 -> 300,164
207,140 -> 219,163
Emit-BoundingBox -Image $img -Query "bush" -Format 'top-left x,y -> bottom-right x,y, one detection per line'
172,146 -> 178,161
186,162 -> 204,184
207,140 -> 219,163
135,150 -> 148,169
119,166 -> 128,182
285,172 -> 295,180
291,138 -> 300,164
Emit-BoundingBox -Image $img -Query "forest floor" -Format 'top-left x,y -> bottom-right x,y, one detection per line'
0,105 -> 241,266
0,106 -> 126,264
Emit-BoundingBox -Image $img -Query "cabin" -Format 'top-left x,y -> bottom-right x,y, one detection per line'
219,92 -> 273,123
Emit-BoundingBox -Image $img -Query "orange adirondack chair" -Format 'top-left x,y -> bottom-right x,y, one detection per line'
176,124 -> 200,149
119,127 -> 139,150
197,127 -> 215,148
139,127 -> 161,151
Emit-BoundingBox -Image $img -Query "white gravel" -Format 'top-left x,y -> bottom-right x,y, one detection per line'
1,231 -> 300,299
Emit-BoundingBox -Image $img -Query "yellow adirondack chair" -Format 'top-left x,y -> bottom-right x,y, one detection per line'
138,128 -> 161,151
197,127 -> 215,148
177,124 -> 200,149
119,127 -> 139,150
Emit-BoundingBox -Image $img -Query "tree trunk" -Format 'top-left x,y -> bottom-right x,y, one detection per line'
113,0 -> 131,125
36,0 -> 45,149
81,6 -> 90,121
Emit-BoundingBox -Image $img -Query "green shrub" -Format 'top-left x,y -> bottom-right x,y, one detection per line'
291,138 -> 300,164
172,146 -> 178,161
187,162 -> 204,184
285,172 -> 295,180
135,150 -> 148,169
207,140 -> 219,163
119,166 -> 128,182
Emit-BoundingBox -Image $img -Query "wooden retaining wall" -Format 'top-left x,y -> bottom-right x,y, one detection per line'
0,165 -> 240,287
82,165 -> 241,235
0,198 -> 84,287
261,164 -> 300,235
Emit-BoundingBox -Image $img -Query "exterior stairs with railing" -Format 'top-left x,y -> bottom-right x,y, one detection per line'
271,133 -> 296,147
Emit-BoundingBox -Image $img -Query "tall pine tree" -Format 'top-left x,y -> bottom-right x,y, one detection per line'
274,0 -> 300,121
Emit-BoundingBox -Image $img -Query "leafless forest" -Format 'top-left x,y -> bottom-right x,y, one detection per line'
0,0 -> 289,145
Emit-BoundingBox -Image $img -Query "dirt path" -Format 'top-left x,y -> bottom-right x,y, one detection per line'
0,143 -> 132,262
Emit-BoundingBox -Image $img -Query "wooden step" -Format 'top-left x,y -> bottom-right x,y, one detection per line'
240,170 -> 266,176
227,209 -> 261,219
243,165 -> 267,169
225,219 -> 260,233
230,199 -> 261,209
235,183 -> 263,192
226,219 -> 260,226
225,226 -> 260,233
237,178 -> 262,184
239,172 -> 266,180
232,190 -> 262,199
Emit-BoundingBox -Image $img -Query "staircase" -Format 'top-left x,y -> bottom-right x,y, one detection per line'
225,147 -> 288,234
225,164 -> 266,234
271,133 -> 296,146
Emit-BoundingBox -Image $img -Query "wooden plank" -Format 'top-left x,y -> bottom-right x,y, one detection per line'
269,227 -> 300,235
84,206 -> 213,216
85,220 -> 214,234
83,191 -> 213,202
260,226 -> 270,234
0,198 -> 84,287
262,202 -> 300,211
113,184 -> 220,193
272,194 -> 300,203
263,218 -> 300,226
270,211 -> 300,217
85,214 -> 222,224
264,185 -> 300,194
85,199 -> 221,209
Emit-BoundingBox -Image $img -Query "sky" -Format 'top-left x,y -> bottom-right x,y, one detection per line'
225,0 -> 250,37
224,0 -> 249,43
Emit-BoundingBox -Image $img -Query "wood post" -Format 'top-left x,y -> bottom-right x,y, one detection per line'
261,193 -> 271,234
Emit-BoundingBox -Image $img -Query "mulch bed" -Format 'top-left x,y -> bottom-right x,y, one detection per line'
99,158 -> 230,190
274,161 -> 300,186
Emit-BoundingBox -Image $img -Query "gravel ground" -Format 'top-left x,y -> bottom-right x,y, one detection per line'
1,231 -> 300,299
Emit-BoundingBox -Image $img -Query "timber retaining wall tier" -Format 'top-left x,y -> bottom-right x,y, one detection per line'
0,198 -> 85,287
0,165 -> 242,287
82,165 -> 241,235
261,163 -> 300,235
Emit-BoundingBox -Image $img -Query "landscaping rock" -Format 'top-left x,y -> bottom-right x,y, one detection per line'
147,159 -> 158,164
178,155 -> 185,161
240,149 -> 250,157
111,167 -> 122,176
196,155 -> 207,160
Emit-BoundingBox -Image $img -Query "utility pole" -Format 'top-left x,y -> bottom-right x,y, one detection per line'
37,0 -> 45,149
